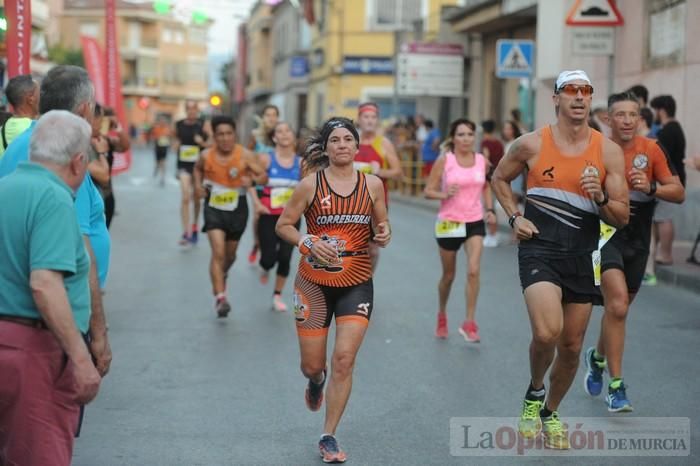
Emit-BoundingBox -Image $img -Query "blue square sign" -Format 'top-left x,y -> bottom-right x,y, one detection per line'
496,40 -> 534,79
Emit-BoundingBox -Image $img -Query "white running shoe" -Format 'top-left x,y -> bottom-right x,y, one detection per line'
483,234 -> 499,248
273,294 -> 287,312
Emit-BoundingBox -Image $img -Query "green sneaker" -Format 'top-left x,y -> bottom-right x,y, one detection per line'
542,411 -> 569,450
642,273 -> 657,286
518,399 -> 543,438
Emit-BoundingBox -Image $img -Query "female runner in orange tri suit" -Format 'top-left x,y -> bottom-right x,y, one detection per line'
276,117 -> 390,463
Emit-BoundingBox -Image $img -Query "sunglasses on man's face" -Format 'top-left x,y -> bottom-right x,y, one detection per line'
556,84 -> 594,97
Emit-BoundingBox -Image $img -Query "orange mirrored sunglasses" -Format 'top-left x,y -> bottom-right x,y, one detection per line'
556,84 -> 594,97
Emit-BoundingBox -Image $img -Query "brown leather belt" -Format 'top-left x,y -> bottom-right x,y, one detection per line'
0,315 -> 48,330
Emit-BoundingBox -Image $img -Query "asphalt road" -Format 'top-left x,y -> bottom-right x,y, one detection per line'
72,147 -> 699,465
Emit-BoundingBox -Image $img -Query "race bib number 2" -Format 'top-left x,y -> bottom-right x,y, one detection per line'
593,221 -> 617,286
271,187 -> 294,209
209,186 -> 240,211
435,220 -> 466,238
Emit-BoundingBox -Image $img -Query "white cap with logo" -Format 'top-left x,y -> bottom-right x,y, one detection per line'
555,70 -> 592,92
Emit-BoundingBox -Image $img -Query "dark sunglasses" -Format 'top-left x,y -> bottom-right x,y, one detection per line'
556,84 -> 594,97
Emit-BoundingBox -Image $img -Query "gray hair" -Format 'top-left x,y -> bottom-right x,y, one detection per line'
39,65 -> 95,115
30,110 -> 92,166
4,75 -> 37,108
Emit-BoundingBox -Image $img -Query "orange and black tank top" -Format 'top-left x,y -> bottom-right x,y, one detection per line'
298,170 -> 374,287
522,126 -> 606,256
203,144 -> 246,188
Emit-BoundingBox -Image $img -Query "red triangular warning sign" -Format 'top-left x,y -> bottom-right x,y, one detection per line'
566,0 -> 624,26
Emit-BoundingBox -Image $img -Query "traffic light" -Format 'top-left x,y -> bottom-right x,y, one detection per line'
209,95 -> 222,107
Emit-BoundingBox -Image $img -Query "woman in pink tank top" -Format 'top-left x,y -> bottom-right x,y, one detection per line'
424,118 -> 496,343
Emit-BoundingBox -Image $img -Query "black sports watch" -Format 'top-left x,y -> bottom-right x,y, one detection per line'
647,181 -> 657,196
595,191 -> 609,207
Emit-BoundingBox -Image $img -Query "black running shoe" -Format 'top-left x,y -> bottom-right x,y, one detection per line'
305,369 -> 327,412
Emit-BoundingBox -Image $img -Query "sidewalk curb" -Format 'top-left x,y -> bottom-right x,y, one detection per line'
391,193 -> 699,295
655,265 -> 700,295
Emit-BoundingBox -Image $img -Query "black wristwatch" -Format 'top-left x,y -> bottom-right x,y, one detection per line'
647,181 -> 657,196
595,191 -> 609,207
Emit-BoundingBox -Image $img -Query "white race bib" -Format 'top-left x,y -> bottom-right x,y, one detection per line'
435,220 -> 466,238
270,187 -> 294,209
179,145 -> 199,162
593,221 -> 617,286
354,161 -> 375,175
208,184 -> 240,211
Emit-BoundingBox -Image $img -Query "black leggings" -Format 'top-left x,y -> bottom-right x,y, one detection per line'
258,214 -> 296,277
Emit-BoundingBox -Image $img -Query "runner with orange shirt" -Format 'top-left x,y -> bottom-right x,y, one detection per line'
194,116 -> 266,317
583,91 -> 684,412
276,117 -> 390,463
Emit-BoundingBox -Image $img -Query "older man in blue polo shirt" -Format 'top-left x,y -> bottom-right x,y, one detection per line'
0,65 -> 112,376
0,110 -> 102,466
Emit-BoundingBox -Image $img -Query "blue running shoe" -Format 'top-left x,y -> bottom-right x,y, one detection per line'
319,434 -> 346,463
190,230 -> 199,245
583,347 -> 605,397
606,380 -> 633,412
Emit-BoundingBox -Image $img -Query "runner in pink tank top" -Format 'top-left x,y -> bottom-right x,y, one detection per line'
424,118 -> 496,343
438,151 -> 488,223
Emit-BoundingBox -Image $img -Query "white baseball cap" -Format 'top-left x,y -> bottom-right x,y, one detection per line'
555,70 -> 592,92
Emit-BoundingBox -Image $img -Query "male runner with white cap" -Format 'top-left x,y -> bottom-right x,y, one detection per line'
492,70 -> 629,449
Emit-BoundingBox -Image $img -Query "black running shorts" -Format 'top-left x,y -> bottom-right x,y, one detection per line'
202,198 -> 249,241
600,239 -> 648,295
518,251 -> 597,304
177,161 -> 195,176
436,220 -> 486,251
155,146 -> 168,161
293,275 -> 373,337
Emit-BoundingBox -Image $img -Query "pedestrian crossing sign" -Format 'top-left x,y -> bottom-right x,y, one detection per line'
496,40 -> 534,79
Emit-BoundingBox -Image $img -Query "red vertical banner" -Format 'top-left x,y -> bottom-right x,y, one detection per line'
80,36 -> 107,105
5,0 -> 32,78
105,0 -> 132,175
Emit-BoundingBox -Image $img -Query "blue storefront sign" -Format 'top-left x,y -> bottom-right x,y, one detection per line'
342,56 -> 393,75
290,56 -> 309,77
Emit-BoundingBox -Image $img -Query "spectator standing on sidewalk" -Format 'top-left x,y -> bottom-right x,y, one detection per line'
0,110 -> 102,466
0,75 -> 39,160
643,95 -> 686,285
627,84 -> 660,138
421,119 -> 441,178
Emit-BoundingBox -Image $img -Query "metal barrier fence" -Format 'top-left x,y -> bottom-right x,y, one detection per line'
388,145 -> 426,197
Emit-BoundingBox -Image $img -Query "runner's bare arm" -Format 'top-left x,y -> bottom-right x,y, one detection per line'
492,133 -> 540,239
275,175 -> 315,246
197,120 -> 213,148
635,144 -> 684,203
377,138 -> 402,180
193,151 -> 207,198
173,123 -> 181,153
491,133 -> 538,217
244,149 -> 268,185
367,174 -> 390,247
652,174 -> 685,203
248,152 -> 270,212
423,154 -> 448,200
596,139 -> 629,228
482,181 -> 496,225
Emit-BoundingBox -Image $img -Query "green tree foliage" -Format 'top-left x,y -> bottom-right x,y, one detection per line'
48,46 -> 85,67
